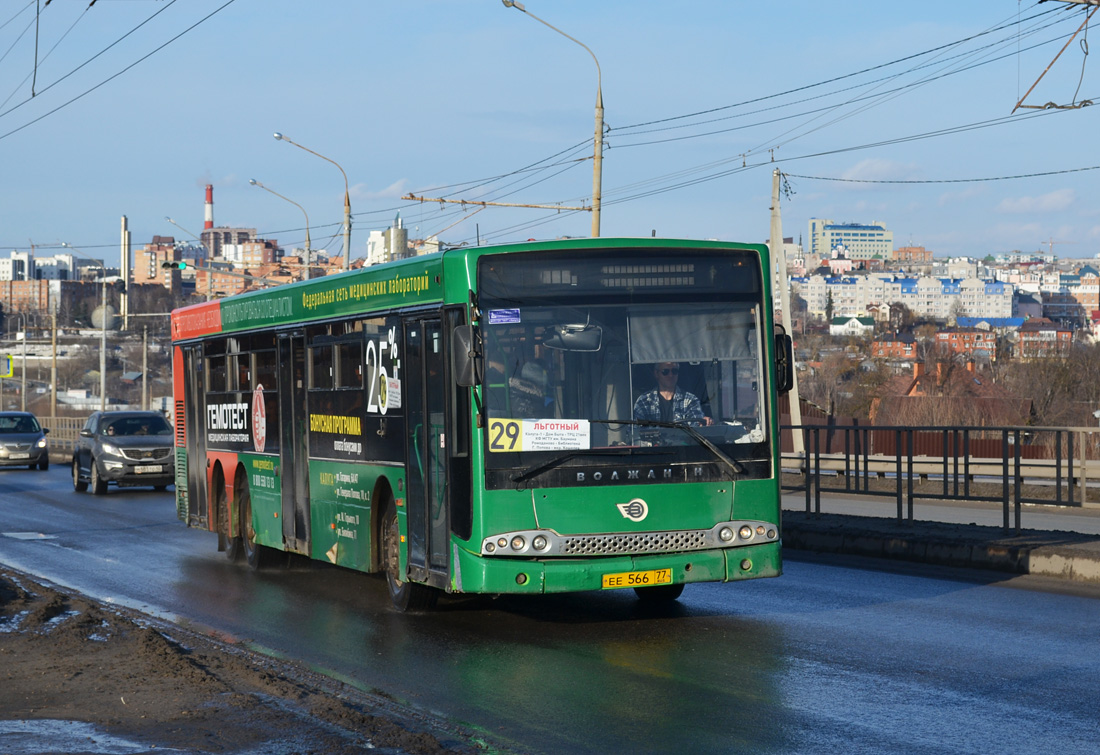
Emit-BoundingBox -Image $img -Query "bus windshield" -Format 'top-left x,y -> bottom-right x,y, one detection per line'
478,247 -> 769,486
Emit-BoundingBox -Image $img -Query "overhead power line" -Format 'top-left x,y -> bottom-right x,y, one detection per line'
783,164 -> 1100,184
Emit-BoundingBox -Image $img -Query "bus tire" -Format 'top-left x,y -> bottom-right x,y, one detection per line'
72,458 -> 87,492
382,503 -> 437,612
634,583 -> 685,602
216,472 -> 242,563
240,480 -> 273,569
90,460 -> 108,495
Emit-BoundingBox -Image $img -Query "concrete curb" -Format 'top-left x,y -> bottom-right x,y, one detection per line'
782,511 -> 1100,583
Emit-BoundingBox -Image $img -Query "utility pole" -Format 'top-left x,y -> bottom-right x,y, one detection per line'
49,312 -> 56,419
771,169 -> 803,456
142,326 -> 148,411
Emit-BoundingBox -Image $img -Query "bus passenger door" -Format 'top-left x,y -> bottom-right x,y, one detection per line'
404,318 -> 449,587
182,344 -> 207,526
277,332 -> 310,553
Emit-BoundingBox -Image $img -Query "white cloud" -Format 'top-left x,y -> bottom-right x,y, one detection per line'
937,186 -> 984,207
840,158 -> 921,184
355,179 -> 409,201
996,188 -> 1076,214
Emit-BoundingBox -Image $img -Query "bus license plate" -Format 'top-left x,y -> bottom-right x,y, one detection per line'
134,465 -> 162,474
602,568 -> 673,590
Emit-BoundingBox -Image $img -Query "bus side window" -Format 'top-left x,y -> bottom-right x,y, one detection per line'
336,340 -> 362,389
310,344 -> 334,390
253,349 -> 279,453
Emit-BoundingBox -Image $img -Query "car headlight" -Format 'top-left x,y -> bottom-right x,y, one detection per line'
36,437 -> 47,448
100,442 -> 122,457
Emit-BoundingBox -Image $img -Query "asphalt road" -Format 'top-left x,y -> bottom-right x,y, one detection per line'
2,467 -> 1099,754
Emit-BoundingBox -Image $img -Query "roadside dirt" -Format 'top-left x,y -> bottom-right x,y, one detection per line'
0,567 -> 490,755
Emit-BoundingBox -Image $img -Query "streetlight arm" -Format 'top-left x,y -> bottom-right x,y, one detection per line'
273,132 -> 349,196
249,179 -> 311,240
273,132 -> 352,270
501,1 -> 601,92
250,179 -> 312,279
501,0 -> 603,237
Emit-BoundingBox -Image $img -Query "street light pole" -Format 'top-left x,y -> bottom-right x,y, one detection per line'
273,132 -> 352,271
50,312 -> 56,419
100,270 -> 106,410
501,0 -> 603,237
249,179 -> 312,281
17,313 -> 26,412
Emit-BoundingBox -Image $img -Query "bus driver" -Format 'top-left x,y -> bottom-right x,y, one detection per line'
633,361 -> 713,428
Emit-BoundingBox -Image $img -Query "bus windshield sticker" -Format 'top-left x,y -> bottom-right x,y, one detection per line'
487,309 -> 521,325
488,419 -> 590,453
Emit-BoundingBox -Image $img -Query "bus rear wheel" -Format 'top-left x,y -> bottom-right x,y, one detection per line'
216,473 -> 242,563
382,504 -> 437,612
240,482 -> 274,569
634,583 -> 685,602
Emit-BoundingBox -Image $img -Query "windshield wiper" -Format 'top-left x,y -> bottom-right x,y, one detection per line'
589,419 -> 747,477
511,448 -> 643,485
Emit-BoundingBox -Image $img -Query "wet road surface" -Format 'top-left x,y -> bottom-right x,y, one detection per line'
1,467 -> 1098,753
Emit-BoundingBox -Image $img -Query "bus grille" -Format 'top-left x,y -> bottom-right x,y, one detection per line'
560,530 -> 710,556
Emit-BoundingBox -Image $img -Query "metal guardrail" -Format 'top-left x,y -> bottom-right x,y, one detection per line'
39,416 -> 84,460
781,424 -> 1099,534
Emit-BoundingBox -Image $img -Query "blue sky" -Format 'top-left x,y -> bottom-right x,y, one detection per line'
1,0 -> 1097,267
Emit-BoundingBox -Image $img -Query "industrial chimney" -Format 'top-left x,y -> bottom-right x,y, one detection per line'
204,184 -> 214,230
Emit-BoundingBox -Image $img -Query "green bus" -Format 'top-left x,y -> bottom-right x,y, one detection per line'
170,237 -> 792,610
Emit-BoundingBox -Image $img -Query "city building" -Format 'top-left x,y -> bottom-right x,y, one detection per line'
1016,317 -> 1074,359
870,332 -> 917,359
365,214 -> 411,266
809,219 -> 893,262
200,227 -> 256,260
829,316 -> 874,337
791,273 -> 1015,322
934,327 -> 997,359
133,236 -> 179,291
893,245 -> 933,265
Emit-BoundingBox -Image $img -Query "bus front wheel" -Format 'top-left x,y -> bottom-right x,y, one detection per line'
382,504 -> 437,612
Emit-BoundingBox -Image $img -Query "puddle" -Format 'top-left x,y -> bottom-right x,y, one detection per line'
0,719 -> 174,754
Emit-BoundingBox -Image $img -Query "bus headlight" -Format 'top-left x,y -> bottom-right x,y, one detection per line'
738,525 -> 754,540
511,535 -> 526,551
532,535 -> 549,551
719,527 -> 734,542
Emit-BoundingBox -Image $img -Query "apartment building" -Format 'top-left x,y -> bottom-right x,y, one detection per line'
934,328 -> 997,359
1016,317 -> 1074,359
871,332 -> 917,359
809,219 -> 893,262
792,273 -> 1015,321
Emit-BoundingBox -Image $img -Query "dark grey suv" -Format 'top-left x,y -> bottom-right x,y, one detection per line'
72,411 -> 175,494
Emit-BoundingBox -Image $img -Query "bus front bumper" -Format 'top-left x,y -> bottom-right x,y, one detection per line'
450,541 -> 782,595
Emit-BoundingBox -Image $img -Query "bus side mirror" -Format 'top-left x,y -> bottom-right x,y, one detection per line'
452,324 -> 482,387
775,332 -> 794,394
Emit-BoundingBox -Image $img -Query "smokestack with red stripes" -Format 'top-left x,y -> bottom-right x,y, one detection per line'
204,184 -> 214,230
